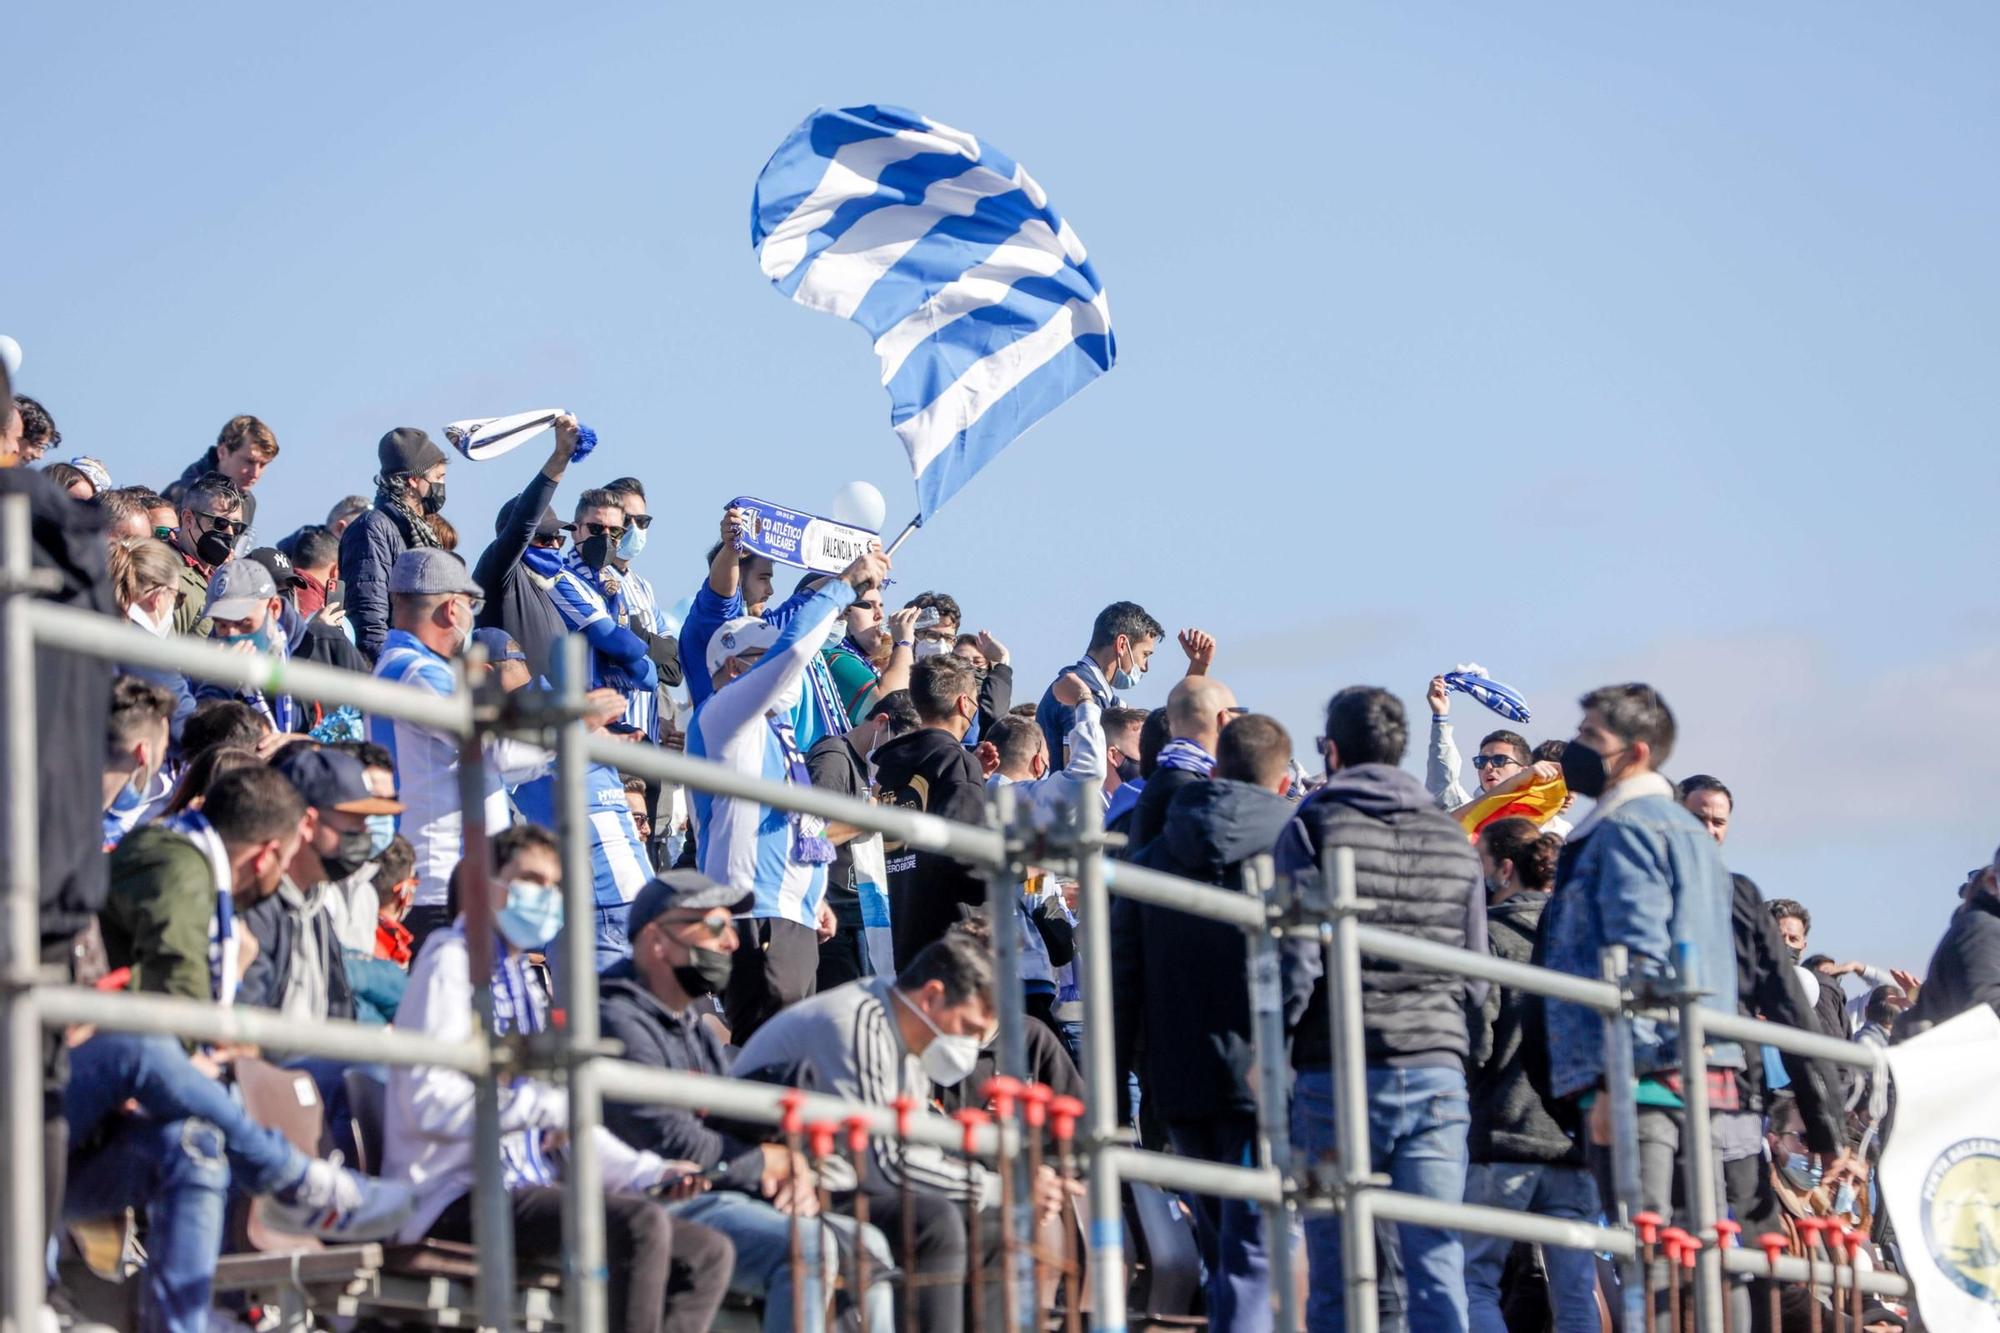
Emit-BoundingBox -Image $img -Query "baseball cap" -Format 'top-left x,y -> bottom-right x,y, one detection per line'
246,546 -> 307,589
495,495 -> 563,543
202,559 -> 279,621
378,427 -> 448,477
626,870 -> 752,939
388,548 -> 483,598
471,627 -> 526,664
271,746 -> 405,816
706,616 -> 782,678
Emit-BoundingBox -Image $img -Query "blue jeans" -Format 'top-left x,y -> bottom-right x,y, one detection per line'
1293,1066 -> 1469,1333
1167,1117 -> 1270,1333
670,1190 -> 894,1333
1462,1163 -> 1601,1333
548,902 -> 633,998
63,1035 -> 309,1333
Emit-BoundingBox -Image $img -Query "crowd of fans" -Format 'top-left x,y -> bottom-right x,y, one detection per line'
2,373 -> 1991,1333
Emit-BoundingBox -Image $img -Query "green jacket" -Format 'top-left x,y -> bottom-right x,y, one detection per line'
173,556 -> 214,638
102,823 -> 222,1003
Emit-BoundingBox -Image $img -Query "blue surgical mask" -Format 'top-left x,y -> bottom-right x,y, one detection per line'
1109,642 -> 1144,692
617,523 -> 648,560
365,813 -> 397,858
496,880 -> 565,951
216,618 -> 283,654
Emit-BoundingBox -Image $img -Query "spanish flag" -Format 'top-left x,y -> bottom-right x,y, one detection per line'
1454,772 -> 1570,839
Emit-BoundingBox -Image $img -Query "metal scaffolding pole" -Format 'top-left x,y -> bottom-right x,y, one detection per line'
981,784 -> 1037,1330
552,637 -> 608,1333
1323,846 -> 1379,1333
1245,855 -> 1301,1333
1674,942 -> 1726,1330
0,495 -> 46,1333
1074,795 -> 1127,1333
1598,946 -> 1646,1332
456,654 -> 516,1333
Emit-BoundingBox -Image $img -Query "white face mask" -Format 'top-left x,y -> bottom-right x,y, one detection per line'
896,988 -> 981,1087
127,600 -> 171,638
912,639 -> 948,661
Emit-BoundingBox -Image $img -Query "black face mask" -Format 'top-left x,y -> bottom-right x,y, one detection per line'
194,526 -> 236,568
576,533 -> 615,570
319,827 -> 375,882
1115,756 -> 1142,785
1560,742 -> 1610,799
673,945 -> 734,997
420,482 -> 447,515
1784,944 -> 1803,968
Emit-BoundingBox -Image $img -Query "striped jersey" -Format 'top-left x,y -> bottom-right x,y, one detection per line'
688,580 -> 854,928
615,567 -> 662,740
514,760 -> 653,909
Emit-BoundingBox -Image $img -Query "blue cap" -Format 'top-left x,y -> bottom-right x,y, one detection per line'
471,627 -> 526,664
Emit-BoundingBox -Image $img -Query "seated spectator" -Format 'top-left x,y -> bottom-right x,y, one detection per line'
106,535 -> 196,746
43,461 -> 94,501
178,698 -> 269,764
734,933 -> 1076,1333
12,392 -> 59,464
368,833 -> 419,969
101,676 -> 175,851
932,911 -> 1084,1117
167,472 -> 248,636
385,825 -> 735,1333
600,871 -> 895,1333
102,765 -> 307,1004
806,691 -> 922,992
194,559 -> 301,733
159,744 -> 261,818
281,522 -> 342,620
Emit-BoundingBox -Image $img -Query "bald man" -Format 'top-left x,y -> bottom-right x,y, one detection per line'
1128,676 -> 1239,850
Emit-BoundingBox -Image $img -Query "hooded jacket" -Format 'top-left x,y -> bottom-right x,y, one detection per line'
873,725 -> 987,967
1276,763 -> 1486,1070
1469,891 -> 1581,1165
597,962 -> 768,1193
1113,779 -> 1309,1121
237,877 -> 356,1022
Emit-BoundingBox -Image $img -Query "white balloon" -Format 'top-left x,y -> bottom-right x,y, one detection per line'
0,336 -> 20,379
830,480 -> 886,533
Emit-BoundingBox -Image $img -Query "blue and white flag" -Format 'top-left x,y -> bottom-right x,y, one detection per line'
752,104 -> 1116,521
1443,663 -> 1533,725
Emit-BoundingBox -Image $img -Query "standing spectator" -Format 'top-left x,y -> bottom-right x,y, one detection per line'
1279,685 -> 1487,1333
874,654 -> 989,968
12,393 -> 59,464
167,472 -> 247,636
43,462 -> 94,501
602,476 -> 685,730
1100,706 -> 1150,811
1128,673 -> 1237,849
1678,773 -> 1733,844
1116,714 -> 1303,1333
1463,819 -> 1599,1333
106,536 -> 196,748
806,691 -> 922,991
370,550 -> 554,954
325,494 -> 370,535
340,427 -> 450,660
600,872 -> 895,1333
1423,674 -> 1532,811
1034,600 -> 1174,762
385,826 -> 734,1333
469,417 -> 583,678
1106,706 -> 1171,837
522,488 -> 659,703
282,523 -> 341,620
170,414 -> 279,534
96,486 -> 151,540
1538,684 -> 1743,1282
1897,849 -> 2000,1038
901,590 -> 962,658
1768,897 -> 1850,1040
690,547 -> 889,1042
821,586 -> 917,722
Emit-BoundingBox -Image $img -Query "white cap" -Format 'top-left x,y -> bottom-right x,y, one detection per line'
706,616 -> 782,678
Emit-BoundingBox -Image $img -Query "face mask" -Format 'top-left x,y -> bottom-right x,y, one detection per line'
1781,1151 -> 1819,1191
897,988 -> 981,1087
127,602 -> 170,638
576,533 -> 615,570
825,620 -> 850,651
1785,944 -> 1803,967
617,524 -> 648,560
1115,756 -> 1142,785
110,768 -> 150,815
365,813 -> 397,858
318,827 -> 375,882
912,639 -> 947,661
194,526 -> 236,567
1559,741 -> 1610,799
671,945 -> 734,997
217,617 -> 282,653
294,572 -> 327,619
1110,642 -> 1144,692
420,481 -> 447,515
496,880 -> 565,951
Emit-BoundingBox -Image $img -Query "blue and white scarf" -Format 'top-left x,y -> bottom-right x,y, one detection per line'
767,713 -> 836,865
1155,737 -> 1216,777
161,810 -> 238,1005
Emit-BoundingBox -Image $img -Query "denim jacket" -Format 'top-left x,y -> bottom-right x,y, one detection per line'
1540,774 -> 1743,1100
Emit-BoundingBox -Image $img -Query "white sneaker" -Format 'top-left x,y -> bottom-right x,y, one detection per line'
264,1156 -> 414,1241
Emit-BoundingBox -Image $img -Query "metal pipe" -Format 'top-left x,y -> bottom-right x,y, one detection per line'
1073,795 -> 1127,1333
1102,858 -> 1268,930
456,657 -> 516,1333
1352,922 -> 1629,1013
552,638 -> 607,1333
585,730 -> 1004,867
1363,1189 -> 1637,1255
22,600 -> 473,735
1701,1009 -> 1882,1072
1,494 -> 46,1333
1324,846 -> 1379,1333
1245,855 -> 1301,1333
35,986 -> 490,1072
1599,946 -> 1647,1332
1672,943 -> 1725,1333
1098,1147 -> 1285,1203
981,787 -> 1035,1329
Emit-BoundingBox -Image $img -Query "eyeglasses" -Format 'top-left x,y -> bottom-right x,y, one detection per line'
456,595 -> 487,616
630,810 -> 654,834
194,511 -> 247,536
622,513 -> 653,531
577,521 -> 626,539
1470,754 -> 1523,770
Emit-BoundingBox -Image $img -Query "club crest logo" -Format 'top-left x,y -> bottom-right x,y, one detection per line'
1921,1137 -> 2000,1307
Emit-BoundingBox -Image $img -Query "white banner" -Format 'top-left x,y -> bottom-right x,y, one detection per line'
1882,1004 -> 2000,1328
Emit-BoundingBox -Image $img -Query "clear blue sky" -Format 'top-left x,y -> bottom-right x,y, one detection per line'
7,3 -> 1996,969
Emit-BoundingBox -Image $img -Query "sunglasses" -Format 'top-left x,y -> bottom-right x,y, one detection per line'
662,909 -> 734,936
622,513 -> 653,531
195,511 -> 247,536
1470,754 -> 1523,770
576,521 -> 626,539
530,534 -> 565,549
153,525 -> 178,541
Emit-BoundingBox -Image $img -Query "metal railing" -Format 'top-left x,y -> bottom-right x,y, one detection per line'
0,493 -> 1911,1332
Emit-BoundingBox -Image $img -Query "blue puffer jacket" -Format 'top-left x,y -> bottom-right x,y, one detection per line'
339,500 -> 428,662
1538,776 -> 1743,1099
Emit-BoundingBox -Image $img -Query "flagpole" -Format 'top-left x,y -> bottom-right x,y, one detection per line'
883,515 -> 922,557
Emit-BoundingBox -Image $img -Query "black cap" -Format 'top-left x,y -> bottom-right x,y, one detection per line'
378,427 -> 448,477
271,746 -> 405,815
626,871 -> 752,939
495,495 -> 562,542
246,546 -> 306,589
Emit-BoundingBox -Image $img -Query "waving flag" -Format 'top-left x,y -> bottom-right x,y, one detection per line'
752,104 -> 1116,521
1443,663 -> 1532,724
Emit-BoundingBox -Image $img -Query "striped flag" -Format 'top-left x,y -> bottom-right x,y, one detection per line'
752,105 -> 1116,520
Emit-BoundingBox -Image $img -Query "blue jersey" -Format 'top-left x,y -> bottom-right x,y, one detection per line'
515,760 -> 652,909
